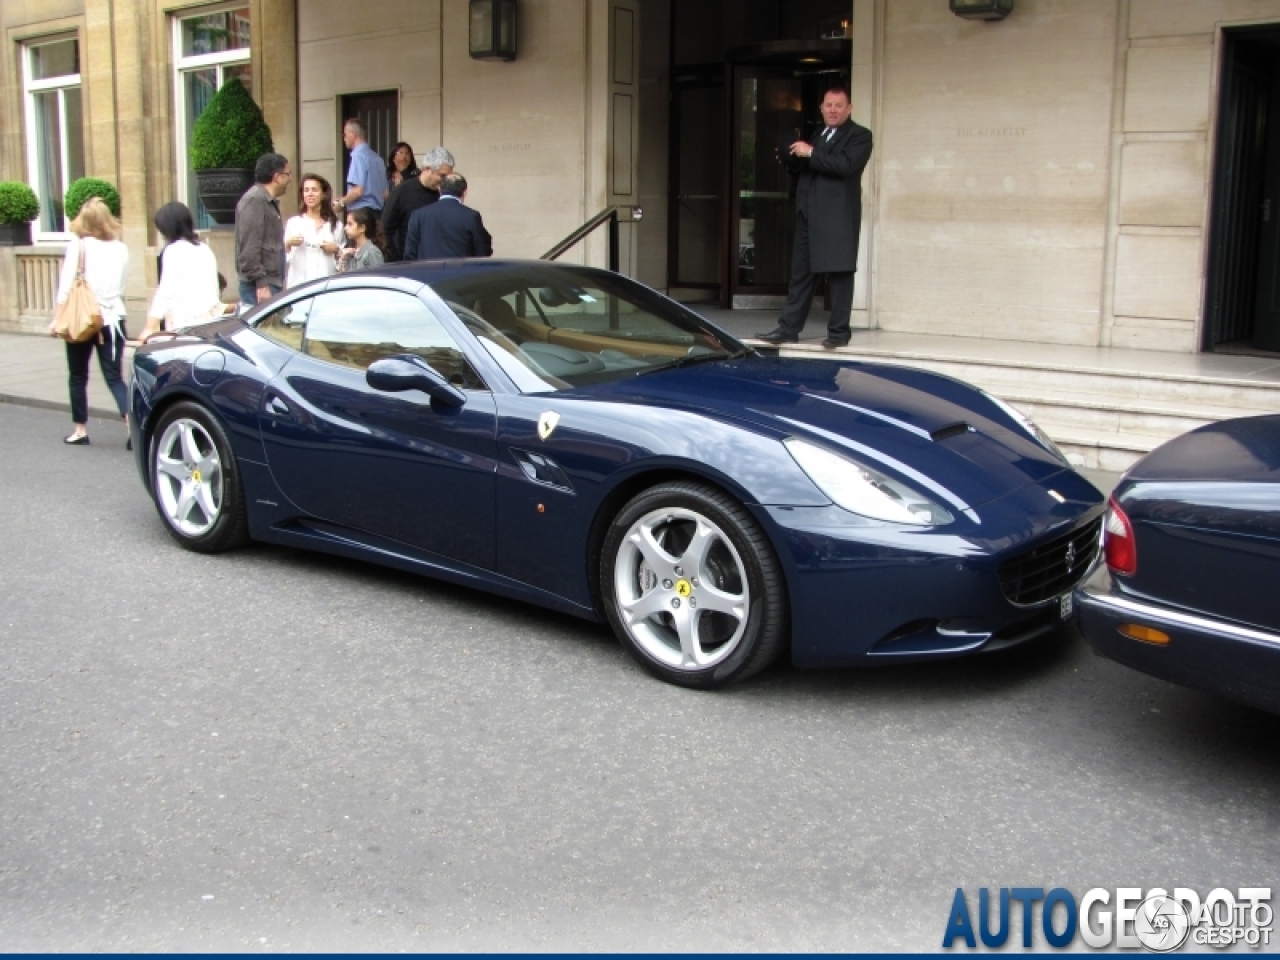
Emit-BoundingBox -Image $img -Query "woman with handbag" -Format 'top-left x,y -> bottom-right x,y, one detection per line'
138,202 -> 226,341
49,197 -> 130,446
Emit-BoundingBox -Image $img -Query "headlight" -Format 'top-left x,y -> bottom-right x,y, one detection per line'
983,392 -> 1069,464
784,438 -> 954,526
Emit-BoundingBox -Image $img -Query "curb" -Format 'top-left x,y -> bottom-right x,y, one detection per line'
0,392 -> 123,422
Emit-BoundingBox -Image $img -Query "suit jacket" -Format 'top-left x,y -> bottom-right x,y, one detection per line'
381,179 -> 439,262
404,198 -> 493,260
784,119 -> 873,273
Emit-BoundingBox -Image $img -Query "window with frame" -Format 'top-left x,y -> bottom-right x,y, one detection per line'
22,37 -> 85,238
172,6 -> 252,228
300,288 -> 486,390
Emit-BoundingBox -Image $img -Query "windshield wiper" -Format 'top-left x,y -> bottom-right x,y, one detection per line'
637,350 -> 744,376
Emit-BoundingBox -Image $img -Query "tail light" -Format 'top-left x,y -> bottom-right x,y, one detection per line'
1104,497 -> 1137,576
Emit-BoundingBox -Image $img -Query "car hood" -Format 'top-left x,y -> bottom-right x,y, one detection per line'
580,356 -> 1079,509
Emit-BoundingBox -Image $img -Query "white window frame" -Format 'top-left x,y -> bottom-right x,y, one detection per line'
22,35 -> 82,243
171,3 -> 252,223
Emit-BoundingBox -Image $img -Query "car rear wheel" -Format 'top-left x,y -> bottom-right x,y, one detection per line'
149,401 -> 249,554
601,481 -> 788,688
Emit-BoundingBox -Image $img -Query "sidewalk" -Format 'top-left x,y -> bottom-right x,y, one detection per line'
0,331 -> 128,422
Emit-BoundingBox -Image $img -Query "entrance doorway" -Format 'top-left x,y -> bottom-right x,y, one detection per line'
1206,26 -> 1280,352
339,90 -> 398,189
730,42 -> 849,307
665,0 -> 853,307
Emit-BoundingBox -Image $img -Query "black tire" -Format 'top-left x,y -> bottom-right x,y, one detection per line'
148,401 -> 250,554
601,481 -> 788,689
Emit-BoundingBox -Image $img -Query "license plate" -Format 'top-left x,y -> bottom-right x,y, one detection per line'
1059,592 -> 1074,620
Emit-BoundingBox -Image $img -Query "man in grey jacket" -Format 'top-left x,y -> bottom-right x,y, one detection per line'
235,153 -> 291,307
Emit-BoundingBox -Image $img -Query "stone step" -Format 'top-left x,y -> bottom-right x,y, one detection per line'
768,341 -> 1280,472
777,343 -> 1280,413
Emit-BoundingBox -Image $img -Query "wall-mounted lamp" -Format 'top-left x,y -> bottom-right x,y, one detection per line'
950,0 -> 1013,21
469,0 -> 517,61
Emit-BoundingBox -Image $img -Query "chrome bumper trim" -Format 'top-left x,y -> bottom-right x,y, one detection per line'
1080,588 -> 1280,650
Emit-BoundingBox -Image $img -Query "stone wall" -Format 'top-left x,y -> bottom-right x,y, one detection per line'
863,0 -> 1280,352
869,0 -> 1120,346
297,0 -> 637,267
0,0 -> 297,332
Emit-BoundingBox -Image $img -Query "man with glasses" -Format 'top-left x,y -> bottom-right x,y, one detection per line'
235,152 -> 292,307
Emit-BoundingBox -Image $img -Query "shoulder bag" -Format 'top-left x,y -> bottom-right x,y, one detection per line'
54,240 -> 105,344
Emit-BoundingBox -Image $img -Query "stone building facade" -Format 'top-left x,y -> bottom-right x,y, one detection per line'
2,0 -> 1279,358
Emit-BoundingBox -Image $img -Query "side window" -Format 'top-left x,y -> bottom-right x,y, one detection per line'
253,296 -> 311,350
304,288 -> 487,390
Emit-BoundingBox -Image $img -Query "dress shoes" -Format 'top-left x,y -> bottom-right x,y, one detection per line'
821,337 -> 850,350
756,328 -> 799,345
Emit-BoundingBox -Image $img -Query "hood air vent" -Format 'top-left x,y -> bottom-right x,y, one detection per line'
930,422 -> 973,442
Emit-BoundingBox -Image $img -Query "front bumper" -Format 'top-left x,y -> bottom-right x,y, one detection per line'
1075,569 -> 1280,714
755,475 -> 1103,669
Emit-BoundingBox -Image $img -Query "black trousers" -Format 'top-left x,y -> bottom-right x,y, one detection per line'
66,326 -> 128,425
777,211 -> 854,343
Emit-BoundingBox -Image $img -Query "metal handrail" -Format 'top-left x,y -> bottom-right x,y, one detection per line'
540,205 -> 642,271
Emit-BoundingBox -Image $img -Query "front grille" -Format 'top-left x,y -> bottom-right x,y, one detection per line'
999,516 -> 1102,606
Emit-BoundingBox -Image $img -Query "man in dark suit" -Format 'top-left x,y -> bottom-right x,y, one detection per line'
403,173 -> 493,260
380,146 -> 454,262
758,84 -> 873,349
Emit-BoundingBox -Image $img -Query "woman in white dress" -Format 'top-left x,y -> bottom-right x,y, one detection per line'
49,197 -> 130,446
284,174 -> 343,287
140,202 -> 225,342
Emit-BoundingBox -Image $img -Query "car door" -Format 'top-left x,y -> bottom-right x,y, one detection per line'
256,285 -> 499,570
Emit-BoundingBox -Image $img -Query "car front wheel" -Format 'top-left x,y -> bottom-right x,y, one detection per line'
149,401 -> 249,554
601,481 -> 788,688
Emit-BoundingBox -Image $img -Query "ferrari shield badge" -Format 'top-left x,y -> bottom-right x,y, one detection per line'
538,411 -> 561,441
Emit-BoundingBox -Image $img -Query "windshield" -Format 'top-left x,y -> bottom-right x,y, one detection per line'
426,264 -> 747,391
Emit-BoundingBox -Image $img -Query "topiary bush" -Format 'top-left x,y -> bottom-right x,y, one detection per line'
65,177 -> 122,220
0,181 -> 40,224
189,76 -> 274,169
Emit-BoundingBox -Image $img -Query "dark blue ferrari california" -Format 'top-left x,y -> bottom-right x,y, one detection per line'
130,260 -> 1104,687
1075,415 -> 1280,713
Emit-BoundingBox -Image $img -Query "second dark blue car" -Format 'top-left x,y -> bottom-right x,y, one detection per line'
1075,414 -> 1280,714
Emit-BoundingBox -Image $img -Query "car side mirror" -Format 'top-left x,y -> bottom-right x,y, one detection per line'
366,355 -> 466,408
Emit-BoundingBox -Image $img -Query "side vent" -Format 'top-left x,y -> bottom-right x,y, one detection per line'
510,448 -> 574,492
930,422 -> 973,442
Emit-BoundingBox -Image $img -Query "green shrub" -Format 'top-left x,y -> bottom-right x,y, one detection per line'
64,177 -> 122,221
0,181 -> 40,224
189,76 -> 274,169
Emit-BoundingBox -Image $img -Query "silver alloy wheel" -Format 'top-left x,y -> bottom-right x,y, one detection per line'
612,506 -> 751,671
154,418 -> 224,537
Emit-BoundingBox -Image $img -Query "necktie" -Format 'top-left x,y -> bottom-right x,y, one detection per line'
824,127 -> 835,142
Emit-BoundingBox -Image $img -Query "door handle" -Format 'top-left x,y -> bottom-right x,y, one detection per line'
265,396 -> 291,416
1264,198 -> 1272,222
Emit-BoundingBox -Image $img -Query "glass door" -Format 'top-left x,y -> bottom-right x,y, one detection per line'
731,65 -> 803,300
668,68 -> 725,296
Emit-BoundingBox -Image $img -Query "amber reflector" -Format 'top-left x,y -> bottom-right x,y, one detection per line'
1118,623 -> 1169,645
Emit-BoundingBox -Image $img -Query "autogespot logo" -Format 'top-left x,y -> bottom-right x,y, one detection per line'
942,886 -> 1273,951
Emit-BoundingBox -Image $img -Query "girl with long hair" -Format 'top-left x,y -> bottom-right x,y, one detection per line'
140,201 -> 225,341
338,207 -> 386,272
284,174 -> 344,287
49,197 -> 130,446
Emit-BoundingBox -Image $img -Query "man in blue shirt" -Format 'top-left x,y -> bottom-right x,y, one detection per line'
333,119 -> 388,214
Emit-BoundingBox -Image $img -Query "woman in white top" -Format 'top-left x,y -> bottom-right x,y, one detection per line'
140,202 -> 225,341
49,197 -> 130,446
284,173 -> 343,287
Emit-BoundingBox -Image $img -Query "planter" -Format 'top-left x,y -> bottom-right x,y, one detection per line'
0,222 -> 32,246
196,167 -> 254,226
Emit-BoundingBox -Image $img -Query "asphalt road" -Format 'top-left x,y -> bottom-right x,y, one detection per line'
1,402 -> 1277,951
